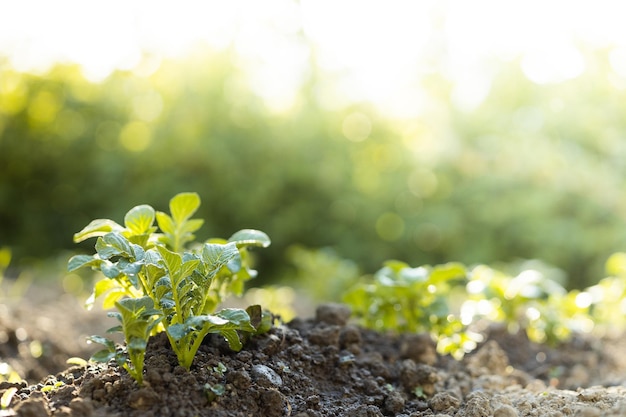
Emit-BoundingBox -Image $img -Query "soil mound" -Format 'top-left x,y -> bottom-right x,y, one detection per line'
3,303 -> 626,416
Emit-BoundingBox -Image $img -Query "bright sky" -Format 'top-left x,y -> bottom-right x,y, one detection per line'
1,0 -> 626,116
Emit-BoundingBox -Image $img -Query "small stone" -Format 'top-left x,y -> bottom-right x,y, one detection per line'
251,364 -> 283,388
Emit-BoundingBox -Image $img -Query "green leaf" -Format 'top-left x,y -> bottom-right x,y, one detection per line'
124,204 -> 156,236
118,258 -> 142,277
86,278 -> 121,307
95,233 -> 134,259
155,212 -> 175,234
180,259 -> 201,280
106,325 -> 123,333
73,219 -> 124,243
214,308 -> 256,331
117,296 -> 155,315
128,337 -> 148,351
228,229 -> 271,248
246,305 -> 272,335
201,242 -> 240,275
160,299 -> 175,311
107,311 -> 122,322
169,192 -> 201,224
396,266 -> 429,284
219,329 -> 243,351
429,262 -> 467,283
100,262 -> 121,279
90,349 -> 116,363
181,218 -> 204,234
187,314 -> 228,328
157,246 -> 182,277
102,288 -> 127,310
88,335 -> 116,350
167,323 -> 187,341
68,254 -> 102,272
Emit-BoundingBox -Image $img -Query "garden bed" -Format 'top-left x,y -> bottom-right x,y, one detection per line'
2,295 -> 626,417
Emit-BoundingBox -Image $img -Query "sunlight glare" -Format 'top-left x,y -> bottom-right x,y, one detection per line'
301,0 -> 434,117
521,42 -> 585,84
2,0 -> 626,115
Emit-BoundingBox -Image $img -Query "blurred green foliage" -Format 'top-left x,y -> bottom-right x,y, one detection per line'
1,48 -> 626,289
342,253 -> 626,358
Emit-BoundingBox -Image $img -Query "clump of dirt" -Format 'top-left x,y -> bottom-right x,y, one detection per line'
3,303 -> 626,417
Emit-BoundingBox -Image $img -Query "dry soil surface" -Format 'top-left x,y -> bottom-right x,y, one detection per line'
1,291 -> 626,417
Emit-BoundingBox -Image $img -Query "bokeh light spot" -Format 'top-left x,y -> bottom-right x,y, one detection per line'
28,90 -> 62,124
132,90 -> 163,122
119,121 -> 152,152
376,212 -> 405,242
0,72 -> 28,115
342,112 -> 372,142
408,169 -> 438,198
62,273 -> 84,295
522,43 -> 585,84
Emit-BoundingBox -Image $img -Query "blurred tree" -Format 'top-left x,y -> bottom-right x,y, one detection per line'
1,48 -> 626,289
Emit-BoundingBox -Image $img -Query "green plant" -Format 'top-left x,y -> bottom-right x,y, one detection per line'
88,297 -> 162,383
344,258 -> 616,357
343,260 -> 479,359
204,383 -> 225,403
69,192 -> 270,383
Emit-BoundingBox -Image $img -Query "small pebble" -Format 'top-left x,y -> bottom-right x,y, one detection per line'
251,364 -> 283,387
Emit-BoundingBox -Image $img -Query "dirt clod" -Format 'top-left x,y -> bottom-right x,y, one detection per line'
314,303 -> 351,326
493,404 -> 519,417
128,387 -> 160,410
14,392 -> 49,417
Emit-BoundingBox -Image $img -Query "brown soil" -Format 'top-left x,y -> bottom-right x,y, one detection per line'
1,290 -> 626,417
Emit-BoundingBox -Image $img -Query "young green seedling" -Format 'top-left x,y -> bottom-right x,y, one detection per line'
344,260 -> 473,358
69,192 -> 271,383
344,258 -> 607,357
89,297 -> 162,384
